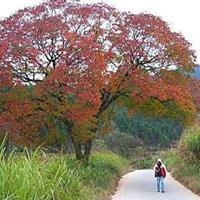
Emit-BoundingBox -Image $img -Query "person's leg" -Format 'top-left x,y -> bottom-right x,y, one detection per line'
156,177 -> 160,192
161,177 -> 165,192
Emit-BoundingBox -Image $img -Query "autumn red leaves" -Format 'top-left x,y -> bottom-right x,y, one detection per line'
0,0 -> 197,160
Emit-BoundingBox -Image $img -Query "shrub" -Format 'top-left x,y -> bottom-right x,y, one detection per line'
104,132 -> 142,158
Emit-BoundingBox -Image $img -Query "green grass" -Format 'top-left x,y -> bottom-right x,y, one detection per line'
164,149 -> 200,195
0,148 -> 129,200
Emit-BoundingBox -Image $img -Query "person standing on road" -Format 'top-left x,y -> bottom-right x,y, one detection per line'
154,158 -> 167,193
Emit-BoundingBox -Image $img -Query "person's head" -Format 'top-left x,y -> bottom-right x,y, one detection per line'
157,158 -> 162,165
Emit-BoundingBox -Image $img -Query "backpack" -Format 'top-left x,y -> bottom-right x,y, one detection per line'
161,167 -> 166,178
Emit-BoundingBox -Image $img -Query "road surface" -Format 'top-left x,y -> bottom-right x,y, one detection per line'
112,169 -> 200,200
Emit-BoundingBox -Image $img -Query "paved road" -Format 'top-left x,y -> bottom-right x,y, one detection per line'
112,169 -> 200,200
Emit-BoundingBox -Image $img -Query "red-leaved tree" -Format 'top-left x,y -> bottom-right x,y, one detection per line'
188,78 -> 200,112
0,0 -> 196,160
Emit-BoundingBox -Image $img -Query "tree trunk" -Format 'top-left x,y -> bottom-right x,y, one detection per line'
70,135 -> 93,162
67,122 -> 94,162
71,135 -> 84,160
71,137 -> 84,160
83,139 -> 93,162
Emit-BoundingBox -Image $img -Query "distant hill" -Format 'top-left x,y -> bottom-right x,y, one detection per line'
192,65 -> 200,79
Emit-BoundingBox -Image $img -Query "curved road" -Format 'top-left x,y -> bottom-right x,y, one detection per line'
112,170 -> 200,200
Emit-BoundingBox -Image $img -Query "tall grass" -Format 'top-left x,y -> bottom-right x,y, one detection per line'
179,125 -> 200,163
164,149 -> 200,195
163,125 -> 200,195
0,146 -> 128,200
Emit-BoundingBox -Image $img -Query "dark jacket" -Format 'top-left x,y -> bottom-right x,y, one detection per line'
154,162 -> 166,178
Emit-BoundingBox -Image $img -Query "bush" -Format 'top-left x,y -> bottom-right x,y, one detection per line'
104,132 -> 142,158
130,146 -> 159,169
132,159 -> 153,169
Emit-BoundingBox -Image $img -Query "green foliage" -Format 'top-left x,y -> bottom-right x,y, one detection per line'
140,99 -> 193,124
114,107 -> 183,146
164,149 -> 200,194
38,119 -> 68,147
92,139 -> 108,152
178,126 -> 200,164
164,125 -> 200,195
0,148 -> 128,200
130,146 -> 159,169
104,132 -> 142,158
133,159 -> 153,169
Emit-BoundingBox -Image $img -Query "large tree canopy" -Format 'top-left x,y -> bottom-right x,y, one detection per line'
0,0 -> 196,160
0,0 -> 195,82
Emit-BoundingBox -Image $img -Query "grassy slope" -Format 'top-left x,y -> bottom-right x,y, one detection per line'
164,150 -> 200,195
0,150 -> 129,200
